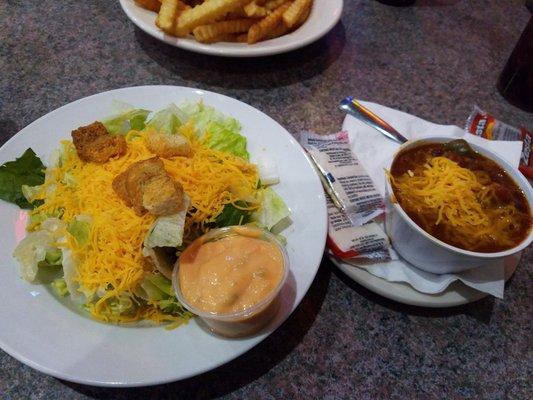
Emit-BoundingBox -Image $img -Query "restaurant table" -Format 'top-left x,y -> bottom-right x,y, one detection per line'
1,1 -> 532,399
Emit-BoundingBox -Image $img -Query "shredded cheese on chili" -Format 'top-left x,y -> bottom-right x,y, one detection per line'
390,156 -> 521,250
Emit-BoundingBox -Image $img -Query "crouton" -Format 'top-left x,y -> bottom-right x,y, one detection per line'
72,121 -> 108,144
111,169 -> 132,207
112,156 -> 184,216
71,121 -> 127,163
145,132 -> 192,158
142,174 -> 184,216
124,157 -> 165,214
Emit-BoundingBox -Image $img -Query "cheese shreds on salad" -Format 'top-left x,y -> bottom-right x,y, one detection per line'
3,101 -> 291,327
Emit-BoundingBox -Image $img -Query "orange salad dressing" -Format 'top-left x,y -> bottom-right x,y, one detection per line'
179,232 -> 284,314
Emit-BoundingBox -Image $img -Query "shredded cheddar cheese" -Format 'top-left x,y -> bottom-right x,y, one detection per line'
30,126 -> 259,324
390,156 -> 521,250
392,156 -> 489,227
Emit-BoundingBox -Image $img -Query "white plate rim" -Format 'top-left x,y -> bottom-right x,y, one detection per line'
0,85 -> 328,387
329,253 -> 520,308
119,0 -> 344,57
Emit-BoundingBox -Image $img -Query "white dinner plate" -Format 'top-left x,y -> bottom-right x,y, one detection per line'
0,86 -> 328,387
119,0 -> 344,57
330,253 -> 520,308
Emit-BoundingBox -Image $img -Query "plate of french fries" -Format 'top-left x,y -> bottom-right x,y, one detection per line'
120,0 -> 343,57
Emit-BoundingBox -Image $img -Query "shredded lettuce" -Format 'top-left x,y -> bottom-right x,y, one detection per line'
148,274 -> 174,296
139,274 -> 190,316
144,198 -> 189,248
0,148 -> 45,209
51,278 -> 69,297
251,188 -> 291,232
50,141 -> 76,169
101,102 -> 151,135
62,248 -> 85,303
12,218 -> 67,282
178,101 -> 217,134
29,207 -> 64,231
145,103 -> 186,135
21,185 -> 40,201
21,184 -> 42,204
140,278 -> 165,301
179,101 -> 249,159
107,295 -> 135,316
205,121 -> 249,160
41,248 -> 62,267
67,216 -> 91,246
61,171 -> 76,187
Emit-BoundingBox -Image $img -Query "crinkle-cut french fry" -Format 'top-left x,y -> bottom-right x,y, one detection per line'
199,33 -> 242,43
236,32 -> 249,42
186,0 -> 205,6
155,0 -> 189,34
193,18 -> 257,43
282,0 -> 311,28
226,7 -> 248,19
265,21 -> 290,39
247,1 -> 292,44
176,0 -> 249,36
255,0 -> 267,5
264,0 -> 286,10
244,1 -> 269,18
294,0 -> 311,27
173,1 -> 192,36
135,0 -> 161,13
265,2 -> 307,40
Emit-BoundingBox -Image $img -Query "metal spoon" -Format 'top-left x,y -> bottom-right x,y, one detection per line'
339,96 -> 408,144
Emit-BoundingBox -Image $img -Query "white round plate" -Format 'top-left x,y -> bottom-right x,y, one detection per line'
0,86 -> 327,386
330,253 -> 520,308
119,0 -> 344,57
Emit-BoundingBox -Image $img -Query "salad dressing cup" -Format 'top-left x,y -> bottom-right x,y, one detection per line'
172,226 -> 289,337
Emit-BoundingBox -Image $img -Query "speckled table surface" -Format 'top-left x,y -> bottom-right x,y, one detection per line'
1,0 -> 532,399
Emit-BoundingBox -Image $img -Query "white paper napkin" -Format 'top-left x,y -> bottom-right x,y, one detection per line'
341,101 -> 523,298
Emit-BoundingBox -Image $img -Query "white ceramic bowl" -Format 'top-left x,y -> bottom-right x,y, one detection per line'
385,137 -> 533,274
119,0 -> 344,57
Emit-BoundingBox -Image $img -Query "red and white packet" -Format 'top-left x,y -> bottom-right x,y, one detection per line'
325,197 -> 392,261
466,106 -> 533,178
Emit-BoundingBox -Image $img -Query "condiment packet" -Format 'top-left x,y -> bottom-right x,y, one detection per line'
466,106 -> 533,178
298,131 -> 390,262
325,197 -> 393,262
299,131 -> 384,226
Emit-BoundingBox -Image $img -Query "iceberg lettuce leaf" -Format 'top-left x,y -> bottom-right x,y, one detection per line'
178,101 -> 249,159
145,103 -> 186,135
12,218 -> 66,281
42,248 -> 62,266
67,216 -> 91,246
102,103 -> 151,135
139,274 -> 191,317
144,197 -> 189,248
251,188 -> 291,232
51,278 -> 69,297
62,248 -> 86,304
205,121 -> 249,160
